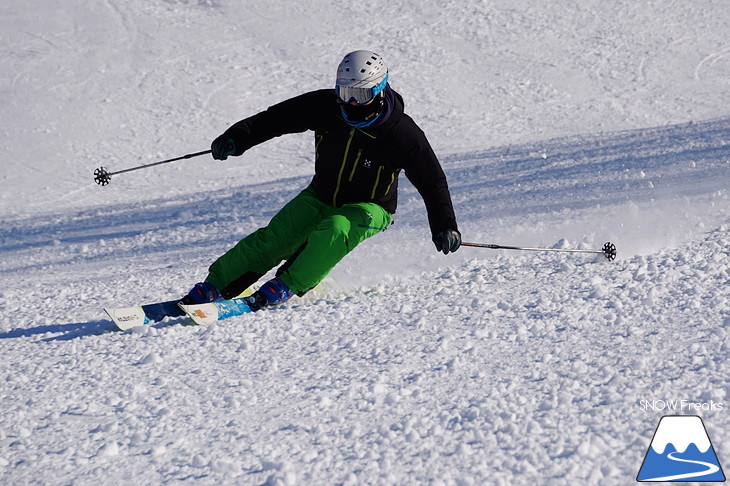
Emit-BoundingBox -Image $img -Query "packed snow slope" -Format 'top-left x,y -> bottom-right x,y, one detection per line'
1,1 -> 729,485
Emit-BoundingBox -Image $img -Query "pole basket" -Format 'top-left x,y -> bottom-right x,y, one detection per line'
94,167 -> 111,186
602,242 -> 617,261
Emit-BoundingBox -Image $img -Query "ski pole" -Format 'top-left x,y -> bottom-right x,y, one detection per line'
93,150 -> 212,186
462,241 -> 617,261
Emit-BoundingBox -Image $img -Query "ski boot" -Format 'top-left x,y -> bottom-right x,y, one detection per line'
181,281 -> 223,305
244,277 -> 293,310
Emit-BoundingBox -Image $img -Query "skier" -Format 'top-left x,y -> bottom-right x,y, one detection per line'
182,50 -> 461,309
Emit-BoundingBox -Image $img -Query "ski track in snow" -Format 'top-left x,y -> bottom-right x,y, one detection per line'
1,1 -> 729,484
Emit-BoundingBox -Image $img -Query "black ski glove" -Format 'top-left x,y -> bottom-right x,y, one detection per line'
433,229 -> 461,255
211,134 -> 237,160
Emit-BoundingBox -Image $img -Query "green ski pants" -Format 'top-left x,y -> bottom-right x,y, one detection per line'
206,186 -> 392,297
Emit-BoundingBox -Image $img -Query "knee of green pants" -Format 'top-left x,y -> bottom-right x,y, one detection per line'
279,203 -> 391,294
206,187 -> 327,292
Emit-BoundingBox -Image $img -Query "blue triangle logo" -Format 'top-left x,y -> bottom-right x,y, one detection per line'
637,415 -> 725,482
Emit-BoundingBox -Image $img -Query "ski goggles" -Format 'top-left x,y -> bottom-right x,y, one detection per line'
335,75 -> 388,105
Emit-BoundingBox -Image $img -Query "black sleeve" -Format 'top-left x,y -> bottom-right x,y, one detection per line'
398,120 -> 459,237
218,90 -> 331,155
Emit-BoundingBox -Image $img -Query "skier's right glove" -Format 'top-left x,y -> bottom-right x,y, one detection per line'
433,229 -> 461,255
211,134 -> 237,160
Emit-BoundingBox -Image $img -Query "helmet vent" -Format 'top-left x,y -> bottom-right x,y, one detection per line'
336,50 -> 388,90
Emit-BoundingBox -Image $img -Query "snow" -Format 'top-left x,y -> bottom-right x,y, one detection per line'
1,1 -> 729,484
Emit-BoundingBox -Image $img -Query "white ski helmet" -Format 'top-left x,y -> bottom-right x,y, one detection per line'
335,50 -> 389,105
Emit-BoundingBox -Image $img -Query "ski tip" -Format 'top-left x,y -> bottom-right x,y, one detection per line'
104,306 -> 149,331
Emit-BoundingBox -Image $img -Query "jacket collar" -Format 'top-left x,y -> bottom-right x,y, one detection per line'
360,85 -> 403,135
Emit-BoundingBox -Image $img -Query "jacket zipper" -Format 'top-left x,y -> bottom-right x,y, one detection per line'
349,149 -> 363,182
332,128 -> 356,207
370,168 -> 396,200
370,166 -> 384,199
383,171 -> 395,197
315,134 -> 323,160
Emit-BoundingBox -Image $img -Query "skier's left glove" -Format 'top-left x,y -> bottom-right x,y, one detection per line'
433,229 -> 461,255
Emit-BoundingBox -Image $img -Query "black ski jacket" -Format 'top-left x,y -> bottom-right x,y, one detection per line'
218,87 -> 458,237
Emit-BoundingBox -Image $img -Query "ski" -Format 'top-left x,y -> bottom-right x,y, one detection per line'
177,298 -> 255,325
104,300 -> 186,331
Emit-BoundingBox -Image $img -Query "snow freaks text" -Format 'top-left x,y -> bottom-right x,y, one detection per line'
638,400 -> 725,412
